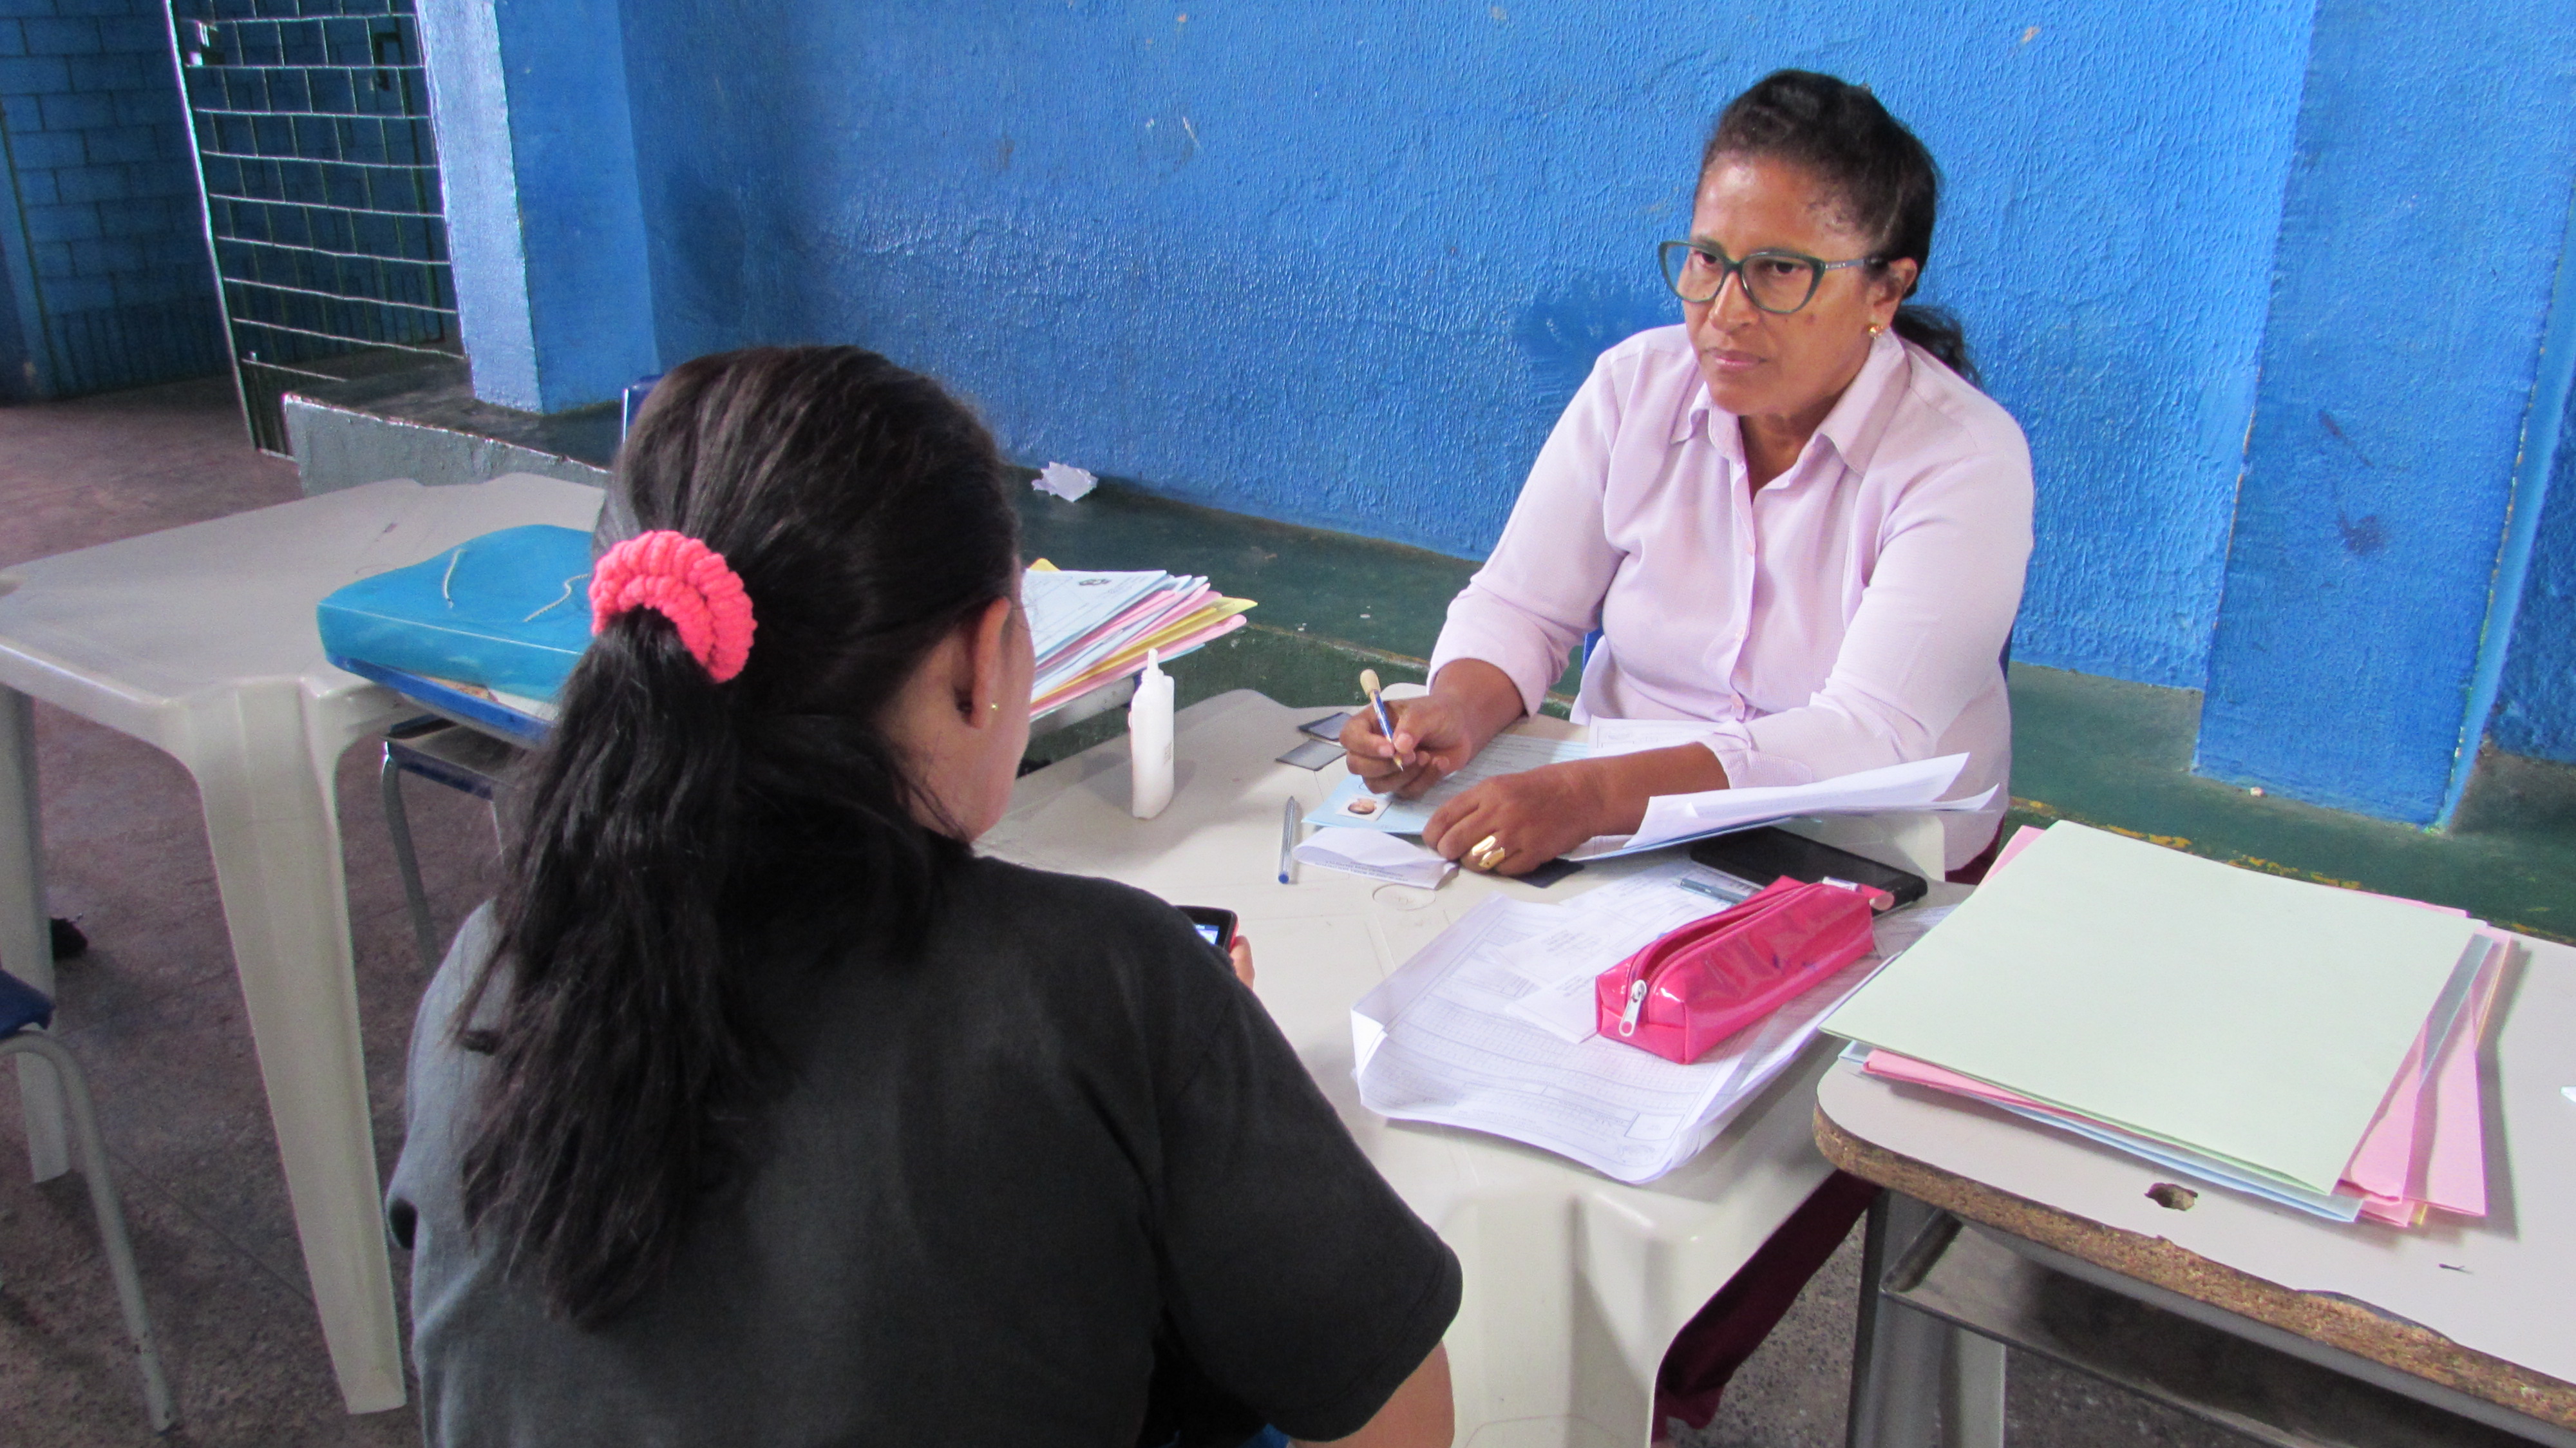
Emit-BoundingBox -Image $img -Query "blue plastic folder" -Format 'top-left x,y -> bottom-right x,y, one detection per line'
316,525 -> 595,701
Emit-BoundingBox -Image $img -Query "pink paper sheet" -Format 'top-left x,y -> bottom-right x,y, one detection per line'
1044,582 -> 1211,668
1990,823 -> 2045,872
2423,934 -> 2506,1215
1915,823 -> 2499,1222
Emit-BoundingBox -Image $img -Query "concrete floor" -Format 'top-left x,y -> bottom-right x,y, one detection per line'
6,376 -> 2251,1447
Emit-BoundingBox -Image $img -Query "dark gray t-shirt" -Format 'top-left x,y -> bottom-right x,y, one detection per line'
387,857 -> 1459,1447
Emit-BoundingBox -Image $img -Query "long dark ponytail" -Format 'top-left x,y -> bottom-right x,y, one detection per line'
1704,70 -> 1978,386
454,347 -> 1020,1326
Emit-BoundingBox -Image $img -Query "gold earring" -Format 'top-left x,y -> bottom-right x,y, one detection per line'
1868,323 -> 1884,336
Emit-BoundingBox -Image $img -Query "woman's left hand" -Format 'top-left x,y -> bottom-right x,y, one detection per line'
1422,761 -> 1616,877
1423,744 -> 1733,877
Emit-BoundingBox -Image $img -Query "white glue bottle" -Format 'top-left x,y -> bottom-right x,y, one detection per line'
1128,647 -> 1175,819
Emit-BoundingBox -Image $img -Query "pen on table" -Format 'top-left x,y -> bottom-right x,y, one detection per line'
1278,797 -> 1302,884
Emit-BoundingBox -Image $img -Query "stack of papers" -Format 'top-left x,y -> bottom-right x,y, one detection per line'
1823,822 -> 2502,1226
1312,732 -> 1991,861
1350,861 -> 1952,1182
1021,562 -> 1253,716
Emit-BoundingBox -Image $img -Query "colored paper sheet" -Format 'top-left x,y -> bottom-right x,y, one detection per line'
1931,824 -> 2497,1225
1029,603 -> 1251,712
1991,823 -> 2045,872
1863,948 -> 2497,1226
1991,831 -> 2486,1215
2420,935 -> 2505,1215
2343,937 -> 2491,1201
1020,560 -> 1258,716
1034,580 -> 1211,693
1821,822 -> 2482,1196
1859,1049 -> 2366,1219
1311,734 -> 1592,832
1021,564 -> 1173,658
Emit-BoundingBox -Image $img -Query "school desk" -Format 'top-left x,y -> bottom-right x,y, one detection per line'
983,687 -> 1948,1448
0,473 -> 605,1413
1815,931 -> 2576,1447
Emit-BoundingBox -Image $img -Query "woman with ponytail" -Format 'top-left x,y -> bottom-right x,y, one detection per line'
1337,71 -> 2032,1438
388,347 -> 1457,1447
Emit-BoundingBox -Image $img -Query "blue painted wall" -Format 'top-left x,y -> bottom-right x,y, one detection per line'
422,0 -> 2576,819
0,0 -> 224,401
616,0 -> 2311,691
2491,379 -> 2576,765
418,0 -> 654,412
2195,0 -> 2576,822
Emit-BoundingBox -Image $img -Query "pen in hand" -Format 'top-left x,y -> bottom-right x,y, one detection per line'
1359,668 -> 1407,768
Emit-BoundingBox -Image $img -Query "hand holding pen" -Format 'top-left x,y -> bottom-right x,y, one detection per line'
1340,671 -> 1479,799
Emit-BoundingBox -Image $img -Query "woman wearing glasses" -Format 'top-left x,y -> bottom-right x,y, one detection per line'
1338,70 -> 2031,1439
1343,69 -> 2030,887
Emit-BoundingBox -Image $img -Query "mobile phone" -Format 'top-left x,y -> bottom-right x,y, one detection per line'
1179,905 -> 1239,953
1688,826 -> 1927,909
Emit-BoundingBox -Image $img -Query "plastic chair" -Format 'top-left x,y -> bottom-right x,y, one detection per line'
0,968 -> 175,1431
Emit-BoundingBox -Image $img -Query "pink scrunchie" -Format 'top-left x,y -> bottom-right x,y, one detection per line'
589,530 -> 757,683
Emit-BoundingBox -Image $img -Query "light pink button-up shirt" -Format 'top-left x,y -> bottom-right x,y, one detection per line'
1428,325 -> 2032,870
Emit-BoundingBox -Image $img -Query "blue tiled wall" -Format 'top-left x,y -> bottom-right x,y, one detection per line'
0,0 -> 224,399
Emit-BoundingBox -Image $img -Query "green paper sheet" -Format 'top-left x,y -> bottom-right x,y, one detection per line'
1821,822 -> 2479,1194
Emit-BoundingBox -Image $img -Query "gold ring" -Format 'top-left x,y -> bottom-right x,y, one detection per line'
1468,834 -> 1506,871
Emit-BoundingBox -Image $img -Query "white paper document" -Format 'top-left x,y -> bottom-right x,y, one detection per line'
1292,828 -> 1457,888
1349,868 -> 1911,1183
1567,754 -> 1991,860
1312,734 -> 1591,832
1497,862 -> 1763,1040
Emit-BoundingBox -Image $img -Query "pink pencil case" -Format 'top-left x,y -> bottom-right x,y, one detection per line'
1595,877 -> 1882,1064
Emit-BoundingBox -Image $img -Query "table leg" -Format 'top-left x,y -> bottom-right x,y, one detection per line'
187,684 -> 404,1413
1846,1192 -> 1947,1448
0,687 -> 70,1181
1941,1328 -> 2007,1448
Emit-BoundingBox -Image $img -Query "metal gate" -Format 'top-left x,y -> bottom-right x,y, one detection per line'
163,0 -> 456,453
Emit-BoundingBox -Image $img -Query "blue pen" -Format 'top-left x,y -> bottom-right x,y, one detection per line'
1359,667 -> 1397,754
1278,797 -> 1302,884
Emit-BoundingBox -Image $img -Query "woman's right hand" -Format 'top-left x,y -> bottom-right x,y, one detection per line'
1342,695 -> 1481,798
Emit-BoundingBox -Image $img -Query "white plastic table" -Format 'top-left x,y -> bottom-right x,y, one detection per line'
0,473 -> 605,1413
983,689 -> 1946,1447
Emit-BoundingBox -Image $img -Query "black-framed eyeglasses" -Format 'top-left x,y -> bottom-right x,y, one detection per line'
1657,240 -> 1877,314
